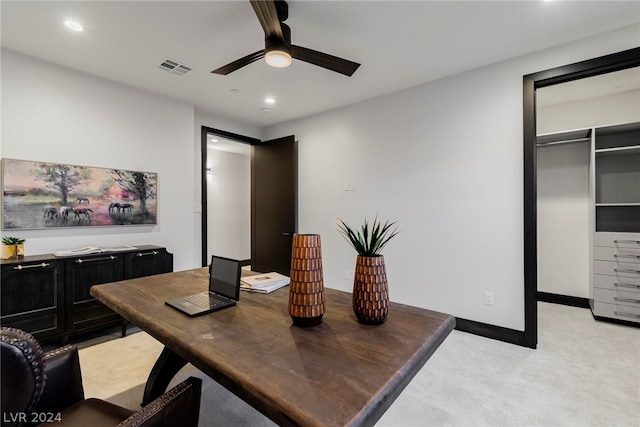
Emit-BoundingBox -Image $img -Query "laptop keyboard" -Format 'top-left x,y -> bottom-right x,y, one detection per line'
184,292 -> 226,308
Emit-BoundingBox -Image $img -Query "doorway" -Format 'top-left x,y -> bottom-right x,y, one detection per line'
535,68 -> 640,306
522,47 -> 640,348
200,127 -> 259,267
200,127 -> 298,274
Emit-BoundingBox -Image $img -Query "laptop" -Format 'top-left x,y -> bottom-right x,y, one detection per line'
165,255 -> 241,317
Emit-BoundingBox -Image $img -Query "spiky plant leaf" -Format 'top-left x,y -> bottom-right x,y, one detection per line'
336,216 -> 399,256
2,236 -> 25,245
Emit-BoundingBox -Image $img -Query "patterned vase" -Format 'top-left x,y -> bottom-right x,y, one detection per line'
352,255 -> 389,324
288,234 -> 325,327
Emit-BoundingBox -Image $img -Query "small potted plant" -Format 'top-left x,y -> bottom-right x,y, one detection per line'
337,216 -> 399,324
2,236 -> 25,259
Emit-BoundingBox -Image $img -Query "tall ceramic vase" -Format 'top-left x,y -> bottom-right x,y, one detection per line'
352,255 -> 389,324
288,234 -> 325,327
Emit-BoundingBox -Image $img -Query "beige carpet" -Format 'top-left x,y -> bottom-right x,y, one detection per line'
75,302 -> 640,426
78,332 -> 163,409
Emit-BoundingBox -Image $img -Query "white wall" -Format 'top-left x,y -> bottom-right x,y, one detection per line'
537,142 -> 591,298
1,49 -> 240,272
262,24 -> 640,330
206,148 -> 251,261
537,89 -> 640,135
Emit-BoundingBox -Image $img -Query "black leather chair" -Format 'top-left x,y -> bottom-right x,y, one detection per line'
1,327 -> 201,427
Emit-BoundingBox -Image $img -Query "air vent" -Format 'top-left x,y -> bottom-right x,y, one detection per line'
158,59 -> 192,76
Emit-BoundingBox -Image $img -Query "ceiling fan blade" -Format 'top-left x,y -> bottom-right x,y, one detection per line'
291,45 -> 360,77
211,50 -> 265,75
250,0 -> 283,39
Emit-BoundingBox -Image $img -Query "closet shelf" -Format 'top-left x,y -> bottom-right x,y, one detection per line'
595,145 -> 640,156
536,128 -> 591,146
596,203 -> 640,207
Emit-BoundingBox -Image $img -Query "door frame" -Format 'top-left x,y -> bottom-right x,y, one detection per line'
522,47 -> 640,348
200,126 -> 260,267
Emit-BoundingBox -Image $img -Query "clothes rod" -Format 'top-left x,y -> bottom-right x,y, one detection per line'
536,137 -> 591,147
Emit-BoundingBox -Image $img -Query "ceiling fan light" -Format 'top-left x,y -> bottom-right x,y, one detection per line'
265,49 -> 292,68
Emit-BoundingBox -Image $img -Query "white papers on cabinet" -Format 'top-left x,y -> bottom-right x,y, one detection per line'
52,246 -> 138,257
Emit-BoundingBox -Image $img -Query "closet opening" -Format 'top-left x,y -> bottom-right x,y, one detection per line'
522,47 -> 640,349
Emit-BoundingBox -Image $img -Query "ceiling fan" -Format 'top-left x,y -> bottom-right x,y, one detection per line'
211,0 -> 360,77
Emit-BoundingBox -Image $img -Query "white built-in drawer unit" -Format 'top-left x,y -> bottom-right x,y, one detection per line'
589,123 -> 640,324
593,233 -> 640,249
592,232 -> 640,323
593,246 -> 640,262
592,301 -> 640,322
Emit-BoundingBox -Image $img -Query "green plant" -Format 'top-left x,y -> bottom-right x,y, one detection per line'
2,236 -> 25,245
336,216 -> 399,257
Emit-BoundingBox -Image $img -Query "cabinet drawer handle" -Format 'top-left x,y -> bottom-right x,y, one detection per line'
614,311 -> 640,319
75,255 -> 116,264
136,251 -> 159,257
614,268 -> 640,274
614,254 -> 640,259
13,262 -> 50,270
614,297 -> 640,304
615,282 -> 640,290
614,240 -> 640,244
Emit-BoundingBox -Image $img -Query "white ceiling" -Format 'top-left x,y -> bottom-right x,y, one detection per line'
2,1 -> 639,128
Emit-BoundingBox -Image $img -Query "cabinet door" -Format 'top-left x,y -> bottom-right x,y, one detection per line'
0,260 -> 63,340
64,255 -> 124,334
124,248 -> 173,279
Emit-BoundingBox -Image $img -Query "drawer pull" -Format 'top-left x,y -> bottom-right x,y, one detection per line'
136,251 -> 159,257
614,254 -> 640,259
614,311 -> 640,319
75,255 -> 116,264
614,240 -> 640,244
615,282 -> 640,290
614,268 -> 640,274
13,262 -> 50,270
614,297 -> 640,304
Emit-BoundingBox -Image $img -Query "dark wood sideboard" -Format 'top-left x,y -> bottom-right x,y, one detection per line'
0,245 -> 173,344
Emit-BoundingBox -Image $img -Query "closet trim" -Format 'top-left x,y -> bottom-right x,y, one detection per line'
522,47 -> 640,349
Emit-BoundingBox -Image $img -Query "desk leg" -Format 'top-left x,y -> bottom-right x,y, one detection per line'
142,346 -> 188,406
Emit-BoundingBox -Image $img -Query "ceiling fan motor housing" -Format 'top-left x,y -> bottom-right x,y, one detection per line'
266,22 -> 291,54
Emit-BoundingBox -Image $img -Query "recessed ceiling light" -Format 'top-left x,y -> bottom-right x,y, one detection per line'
260,108 -> 272,114
210,139 -> 218,143
230,88 -> 239,94
265,97 -> 275,104
64,20 -> 84,32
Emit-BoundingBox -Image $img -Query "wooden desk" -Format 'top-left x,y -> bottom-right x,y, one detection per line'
91,268 -> 454,427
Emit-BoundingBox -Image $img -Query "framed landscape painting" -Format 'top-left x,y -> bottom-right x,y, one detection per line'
2,159 -> 157,230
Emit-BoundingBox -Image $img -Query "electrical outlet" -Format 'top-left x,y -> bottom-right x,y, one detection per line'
484,291 -> 494,306
344,269 -> 354,280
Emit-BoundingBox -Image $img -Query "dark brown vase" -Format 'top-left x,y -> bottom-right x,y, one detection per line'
352,255 -> 389,324
288,234 -> 325,327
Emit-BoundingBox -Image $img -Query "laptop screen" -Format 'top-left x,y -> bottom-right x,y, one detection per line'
209,255 -> 241,301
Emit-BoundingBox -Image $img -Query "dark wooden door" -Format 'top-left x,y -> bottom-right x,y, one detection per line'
251,135 -> 297,275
